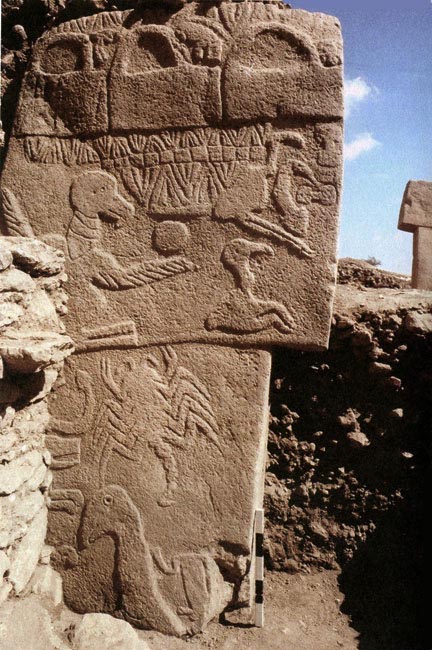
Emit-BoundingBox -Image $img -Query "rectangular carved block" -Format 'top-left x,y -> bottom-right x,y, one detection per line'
46,345 -> 271,635
399,181 -> 432,232
3,3 -> 343,351
0,0 -> 343,636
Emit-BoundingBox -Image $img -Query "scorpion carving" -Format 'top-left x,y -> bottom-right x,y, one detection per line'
90,345 -> 221,506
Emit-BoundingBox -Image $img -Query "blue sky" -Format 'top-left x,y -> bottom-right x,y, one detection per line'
289,0 -> 432,273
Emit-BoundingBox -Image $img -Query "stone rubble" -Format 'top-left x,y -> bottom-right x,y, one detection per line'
73,614 -> 151,650
0,596 -> 70,650
0,236 -> 73,605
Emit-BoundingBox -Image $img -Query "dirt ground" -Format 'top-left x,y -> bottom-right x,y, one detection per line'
2,563 -> 427,650
139,570 -> 359,650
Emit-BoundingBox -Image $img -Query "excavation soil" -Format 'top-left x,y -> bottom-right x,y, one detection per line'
2,564 -> 426,650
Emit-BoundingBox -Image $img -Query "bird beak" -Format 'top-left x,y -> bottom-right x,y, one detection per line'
78,512 -> 91,550
79,523 -> 102,551
100,194 -> 135,226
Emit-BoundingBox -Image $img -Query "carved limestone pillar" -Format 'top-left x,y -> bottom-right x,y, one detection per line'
0,1 -> 343,636
399,180 -> 432,290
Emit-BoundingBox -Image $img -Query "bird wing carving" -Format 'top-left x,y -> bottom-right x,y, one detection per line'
0,188 -> 35,237
92,256 -> 197,290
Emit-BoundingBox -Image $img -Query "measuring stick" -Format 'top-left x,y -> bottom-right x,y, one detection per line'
254,508 -> 264,627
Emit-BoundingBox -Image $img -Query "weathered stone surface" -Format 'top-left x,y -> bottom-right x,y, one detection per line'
0,583 -> 12,605
0,551 -> 10,574
399,180 -> 432,290
399,180 -> 432,231
0,302 -> 24,331
0,0 -> 343,637
50,346 -> 267,634
0,551 -> 10,602
8,508 -> 48,593
346,430 -> 370,449
0,331 -> 73,374
1,3 -> 343,351
0,596 -> 69,650
0,266 -> 35,293
0,490 -> 45,548
0,450 -> 45,496
0,246 -> 13,271
0,402 -> 49,462
2,236 -> 65,276
0,238 -> 72,603
73,613 -> 151,650
404,311 -> 432,334
29,564 -> 63,607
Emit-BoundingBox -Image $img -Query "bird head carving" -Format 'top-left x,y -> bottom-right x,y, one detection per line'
222,239 -> 274,265
70,171 -> 134,226
221,238 -> 274,293
80,485 -> 141,549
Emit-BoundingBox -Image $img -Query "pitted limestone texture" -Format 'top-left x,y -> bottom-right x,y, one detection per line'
1,0 -> 343,636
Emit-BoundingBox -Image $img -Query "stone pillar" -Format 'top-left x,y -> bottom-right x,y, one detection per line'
399,180 -> 432,290
0,238 -> 73,603
0,1 -> 343,636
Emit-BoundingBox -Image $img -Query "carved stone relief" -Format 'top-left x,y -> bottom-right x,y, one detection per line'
0,0 -> 343,636
3,119 -> 342,349
46,346 -> 270,630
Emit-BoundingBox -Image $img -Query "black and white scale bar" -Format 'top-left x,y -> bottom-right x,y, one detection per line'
255,508 -> 265,628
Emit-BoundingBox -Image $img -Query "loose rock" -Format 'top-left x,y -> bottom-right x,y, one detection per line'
73,614 -> 151,650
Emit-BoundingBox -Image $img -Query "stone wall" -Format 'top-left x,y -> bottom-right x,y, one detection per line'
0,237 -> 73,603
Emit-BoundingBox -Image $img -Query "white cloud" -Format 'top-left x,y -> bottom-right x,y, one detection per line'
345,77 -> 374,118
345,133 -> 380,162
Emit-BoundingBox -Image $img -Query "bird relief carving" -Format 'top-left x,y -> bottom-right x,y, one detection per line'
1,0 -> 343,636
206,239 -> 295,335
79,484 -> 229,636
0,175 -> 197,349
0,175 -> 196,287
47,346 -> 221,506
22,125 -> 333,256
50,481 -> 228,637
48,347 -> 226,637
